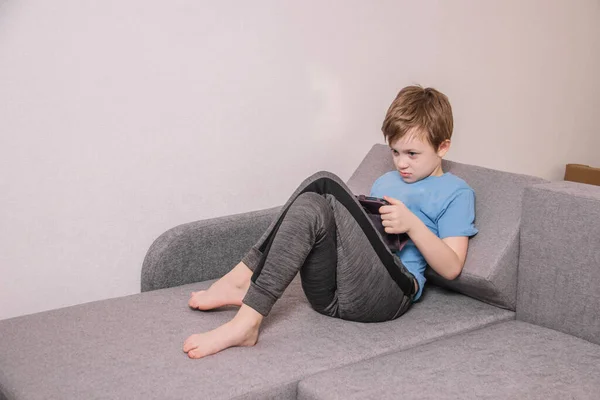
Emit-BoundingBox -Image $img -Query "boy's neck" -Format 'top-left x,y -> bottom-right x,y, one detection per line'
430,164 -> 444,177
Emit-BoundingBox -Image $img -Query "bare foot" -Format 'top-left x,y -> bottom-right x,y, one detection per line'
183,305 -> 263,359
188,262 -> 252,310
188,279 -> 249,310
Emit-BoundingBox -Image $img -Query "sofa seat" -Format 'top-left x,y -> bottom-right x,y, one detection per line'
0,278 -> 513,400
297,320 -> 600,400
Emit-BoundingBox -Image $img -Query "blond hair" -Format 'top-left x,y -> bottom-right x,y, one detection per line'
382,85 -> 453,149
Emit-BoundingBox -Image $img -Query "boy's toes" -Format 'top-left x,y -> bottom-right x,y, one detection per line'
188,291 -> 205,308
183,334 -> 200,353
188,348 -> 204,359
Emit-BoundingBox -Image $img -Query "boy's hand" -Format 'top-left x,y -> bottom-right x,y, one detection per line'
379,196 -> 418,234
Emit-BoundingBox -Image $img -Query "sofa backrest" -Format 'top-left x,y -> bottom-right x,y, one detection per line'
517,181 -> 600,344
347,144 -> 547,310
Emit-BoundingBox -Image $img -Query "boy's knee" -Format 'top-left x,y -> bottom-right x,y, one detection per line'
302,170 -> 343,186
315,170 -> 342,181
288,193 -> 335,235
289,193 -> 332,223
292,192 -> 328,209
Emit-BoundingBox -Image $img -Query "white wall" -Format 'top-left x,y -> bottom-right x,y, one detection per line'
1,0 -> 599,320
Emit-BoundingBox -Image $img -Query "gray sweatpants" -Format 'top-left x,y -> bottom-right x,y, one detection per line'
241,171 -> 416,323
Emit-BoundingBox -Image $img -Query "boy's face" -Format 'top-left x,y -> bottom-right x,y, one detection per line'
389,130 -> 450,183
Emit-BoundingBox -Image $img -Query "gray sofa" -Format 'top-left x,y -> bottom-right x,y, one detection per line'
1,144 -> 599,399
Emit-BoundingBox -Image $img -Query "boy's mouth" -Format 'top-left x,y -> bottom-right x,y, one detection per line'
400,172 -> 411,178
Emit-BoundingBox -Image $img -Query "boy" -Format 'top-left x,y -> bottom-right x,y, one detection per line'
183,85 -> 477,359
372,85 -> 478,300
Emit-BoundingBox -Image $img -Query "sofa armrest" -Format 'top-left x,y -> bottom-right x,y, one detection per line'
517,181 -> 600,344
141,206 -> 281,292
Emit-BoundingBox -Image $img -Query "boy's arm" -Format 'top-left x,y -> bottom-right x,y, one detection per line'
406,219 -> 468,280
380,194 -> 474,280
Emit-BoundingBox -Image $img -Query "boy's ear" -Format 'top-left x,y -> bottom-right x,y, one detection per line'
437,140 -> 451,157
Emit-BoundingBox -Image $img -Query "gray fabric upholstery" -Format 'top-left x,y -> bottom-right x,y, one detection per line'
141,206 -> 280,291
517,182 -> 600,345
0,278 -> 513,400
347,144 -> 547,310
298,320 -> 600,400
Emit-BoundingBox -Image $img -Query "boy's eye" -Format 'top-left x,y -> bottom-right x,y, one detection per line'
408,152 -> 417,156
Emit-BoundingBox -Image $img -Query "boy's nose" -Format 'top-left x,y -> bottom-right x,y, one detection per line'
397,160 -> 409,170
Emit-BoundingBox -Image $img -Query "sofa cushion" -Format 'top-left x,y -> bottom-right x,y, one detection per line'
0,279 -> 512,400
517,182 -> 600,345
297,320 -> 600,400
347,144 -> 547,310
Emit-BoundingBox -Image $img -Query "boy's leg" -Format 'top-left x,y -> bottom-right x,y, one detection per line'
242,191 -> 339,316
324,193 -> 414,322
184,171 -> 416,358
186,189 -> 338,312
187,170 -> 345,311
184,190 -> 338,359
243,171 -> 415,319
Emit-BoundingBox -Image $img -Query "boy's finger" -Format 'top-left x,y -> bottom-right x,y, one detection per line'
383,196 -> 403,205
380,208 -> 392,219
379,205 -> 392,214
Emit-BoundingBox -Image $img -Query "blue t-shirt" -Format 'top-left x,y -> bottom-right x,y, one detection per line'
370,171 -> 478,301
